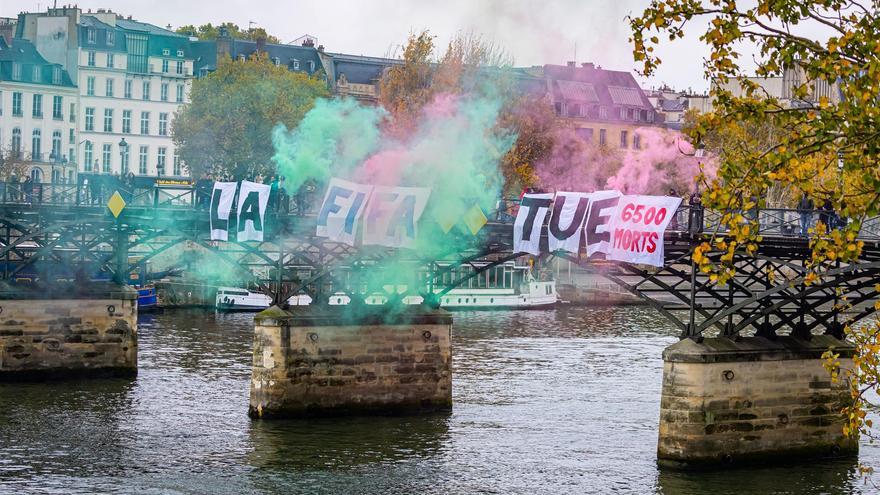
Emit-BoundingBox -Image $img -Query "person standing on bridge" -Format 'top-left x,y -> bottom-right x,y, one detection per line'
22,176 -> 33,205
797,193 -> 814,237
9,173 -> 19,202
688,189 -> 703,234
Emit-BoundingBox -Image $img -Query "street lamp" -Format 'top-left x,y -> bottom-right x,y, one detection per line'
118,138 -> 129,175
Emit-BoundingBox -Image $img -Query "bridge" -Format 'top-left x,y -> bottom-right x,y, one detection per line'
1,179 -> 878,341
1,178 -> 877,467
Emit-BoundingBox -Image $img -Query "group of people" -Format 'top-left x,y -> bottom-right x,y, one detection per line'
5,174 -> 36,203
797,194 -> 844,236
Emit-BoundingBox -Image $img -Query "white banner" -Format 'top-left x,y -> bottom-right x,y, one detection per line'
548,192 -> 591,254
315,178 -> 374,246
236,180 -> 270,242
584,190 -> 622,257
607,195 -> 682,267
363,186 -> 431,248
209,182 -> 237,241
513,193 -> 553,255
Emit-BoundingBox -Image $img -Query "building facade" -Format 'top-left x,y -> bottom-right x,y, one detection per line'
16,7 -> 194,177
0,38 -> 78,183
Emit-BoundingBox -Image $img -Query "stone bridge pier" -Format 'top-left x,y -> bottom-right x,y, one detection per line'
0,283 -> 138,380
657,336 -> 856,468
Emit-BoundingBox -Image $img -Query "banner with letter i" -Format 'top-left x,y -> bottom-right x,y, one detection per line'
315,178 -> 374,246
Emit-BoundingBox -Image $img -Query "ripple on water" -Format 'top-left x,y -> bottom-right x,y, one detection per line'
0,307 -> 876,494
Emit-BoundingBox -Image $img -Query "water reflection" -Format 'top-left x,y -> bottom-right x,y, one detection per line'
0,306 -> 877,494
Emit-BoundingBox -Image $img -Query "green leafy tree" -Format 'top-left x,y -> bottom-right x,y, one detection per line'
173,52 -> 328,179
631,0 -> 880,456
176,23 -> 281,44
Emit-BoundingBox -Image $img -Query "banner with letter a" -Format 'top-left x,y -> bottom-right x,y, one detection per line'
607,195 -> 681,267
316,178 -> 374,246
548,192 -> 591,254
210,182 -> 237,241
363,186 -> 431,248
513,193 -> 553,255
236,180 -> 270,242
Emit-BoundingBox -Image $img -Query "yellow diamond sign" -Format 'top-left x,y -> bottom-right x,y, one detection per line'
462,204 -> 488,235
107,191 -> 126,218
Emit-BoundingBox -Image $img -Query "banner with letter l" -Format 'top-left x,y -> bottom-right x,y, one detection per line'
210,182 -> 237,241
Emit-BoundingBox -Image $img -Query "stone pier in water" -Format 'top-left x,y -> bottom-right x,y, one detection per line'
249,305 -> 452,418
0,283 -> 138,380
658,336 -> 856,468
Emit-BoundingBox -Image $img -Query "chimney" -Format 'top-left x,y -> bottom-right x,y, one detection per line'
581,62 -> 594,69
317,44 -> 324,52
567,61 -> 575,67
256,35 -> 266,53
302,38 -> 315,47
217,26 -> 231,59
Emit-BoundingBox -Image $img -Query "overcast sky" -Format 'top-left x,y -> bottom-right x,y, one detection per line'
5,0 -> 718,91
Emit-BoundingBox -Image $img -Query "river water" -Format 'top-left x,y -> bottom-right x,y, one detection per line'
0,307 -> 877,494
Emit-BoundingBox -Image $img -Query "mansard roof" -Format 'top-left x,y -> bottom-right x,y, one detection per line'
0,38 -> 75,87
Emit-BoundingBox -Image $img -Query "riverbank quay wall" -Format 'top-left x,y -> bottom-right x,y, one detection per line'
0,283 -> 138,380
249,305 -> 452,418
658,336 -> 857,468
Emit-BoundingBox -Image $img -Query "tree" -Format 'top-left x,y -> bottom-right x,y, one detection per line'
631,0 -> 880,454
379,31 -> 554,194
175,23 -> 281,44
173,52 -> 328,179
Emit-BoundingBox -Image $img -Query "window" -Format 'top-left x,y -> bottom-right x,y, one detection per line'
272,57 -> 280,66
84,141 -> 93,171
173,150 -> 181,176
107,53 -> 115,68
142,81 -> 150,100
69,103 -> 76,123
176,84 -> 184,103
238,54 -> 246,61
121,145 -> 130,174
69,128 -> 75,144
53,96 -> 63,120
51,130 -> 61,160
160,83 -> 168,101
124,80 -> 132,98
32,129 -> 42,160
87,28 -> 96,44
0,90 -> 2,116
11,128 -> 21,157
598,106 -> 607,119
620,130 -> 628,149
176,61 -> 183,75
176,49 -> 184,57
105,78 -> 114,97
633,134 -> 642,150
87,76 -> 95,96
620,107 -> 627,120
107,31 -> 115,45
68,149 -> 74,167
599,128 -> 607,146
162,48 -> 170,56
12,62 -> 22,81
567,103 -> 580,118
32,94 -> 43,118
575,127 -> 594,144
138,145 -> 148,174
122,110 -> 132,133
104,108 -> 113,132
159,113 -> 168,136
85,107 -> 95,131
157,147 -> 166,175
88,51 -> 96,66
162,59 -> 169,73
12,92 -> 22,117
293,59 -> 300,70
140,111 -> 150,135
32,66 -> 41,82
52,66 -> 62,85
309,60 -> 315,72
102,143 -> 111,173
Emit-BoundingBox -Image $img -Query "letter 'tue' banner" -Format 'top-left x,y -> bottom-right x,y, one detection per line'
315,178 -> 374,246
607,195 -> 682,267
210,182 -> 237,241
514,193 -> 553,255
237,180 -> 271,242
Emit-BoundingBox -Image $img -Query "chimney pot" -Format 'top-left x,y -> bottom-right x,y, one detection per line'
581,62 -> 594,69
567,61 -> 575,67
256,36 -> 266,53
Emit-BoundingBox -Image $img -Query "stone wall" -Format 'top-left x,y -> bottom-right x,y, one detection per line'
0,284 -> 138,380
249,306 -> 452,418
658,336 -> 857,468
